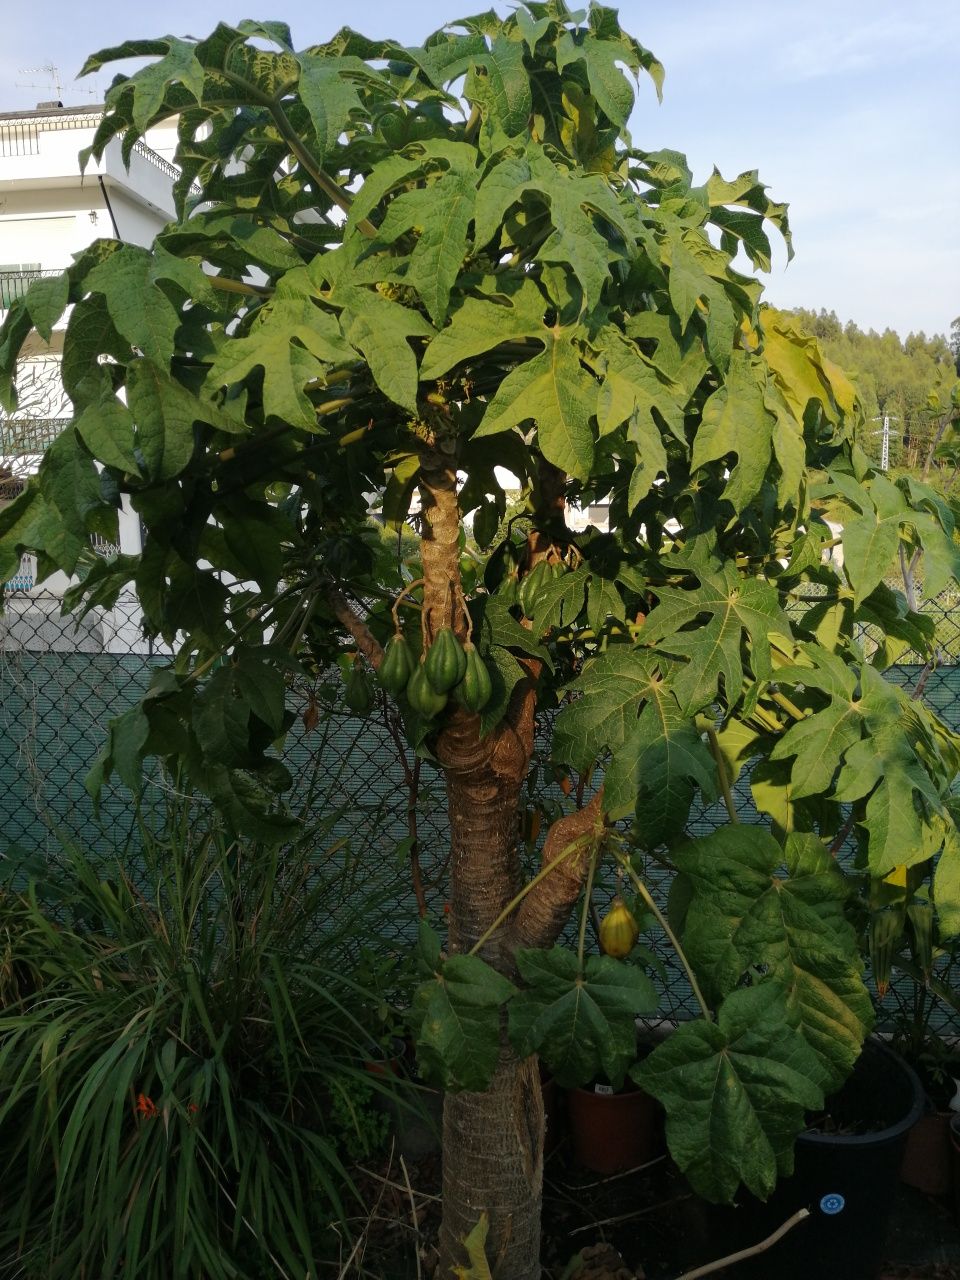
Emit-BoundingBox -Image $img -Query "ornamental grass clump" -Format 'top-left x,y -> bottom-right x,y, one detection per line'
0,809 -> 394,1279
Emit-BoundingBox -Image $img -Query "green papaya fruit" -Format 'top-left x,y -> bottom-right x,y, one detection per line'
407,663 -> 448,718
907,897 -> 935,977
518,561 -> 550,618
424,626 -> 467,693
377,633 -> 414,696
455,643 -> 493,712
869,908 -> 903,998
344,665 -> 374,715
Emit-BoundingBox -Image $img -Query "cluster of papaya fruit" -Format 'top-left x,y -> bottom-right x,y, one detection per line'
496,555 -> 568,618
377,626 -> 493,718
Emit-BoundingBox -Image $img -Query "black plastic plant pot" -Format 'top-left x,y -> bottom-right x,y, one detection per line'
711,1039 -> 924,1280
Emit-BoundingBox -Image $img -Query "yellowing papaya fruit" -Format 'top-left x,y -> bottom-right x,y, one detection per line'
407,664 -> 448,718
424,626 -> 467,693
378,633 -> 414,697
599,896 -> 639,959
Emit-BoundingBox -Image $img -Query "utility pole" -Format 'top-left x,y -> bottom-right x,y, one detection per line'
870,414 -> 900,472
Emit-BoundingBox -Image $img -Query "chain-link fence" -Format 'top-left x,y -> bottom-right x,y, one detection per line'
2,580 -> 959,1037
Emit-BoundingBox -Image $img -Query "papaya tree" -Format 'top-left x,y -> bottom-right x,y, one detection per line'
3,6 -> 960,1277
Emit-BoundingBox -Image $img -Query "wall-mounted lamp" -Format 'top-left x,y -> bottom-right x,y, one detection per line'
88,209 -> 98,224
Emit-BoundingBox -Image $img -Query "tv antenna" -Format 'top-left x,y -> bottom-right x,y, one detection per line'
16,64 -> 100,104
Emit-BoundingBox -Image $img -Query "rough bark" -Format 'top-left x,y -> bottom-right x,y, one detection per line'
436,696 -> 543,1280
417,447 -> 606,1280
508,789 -> 605,953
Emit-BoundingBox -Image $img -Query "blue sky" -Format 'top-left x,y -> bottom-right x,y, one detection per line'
3,1 -> 957,339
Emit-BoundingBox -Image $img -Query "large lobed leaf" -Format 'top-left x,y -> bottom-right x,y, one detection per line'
553,646 -> 716,834
635,983 -> 825,1203
671,827 -> 872,1090
508,947 -> 656,1089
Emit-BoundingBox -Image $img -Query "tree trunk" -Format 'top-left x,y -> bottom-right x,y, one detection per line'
440,1048 -> 544,1279
436,701 -> 541,1279
417,445 -> 602,1279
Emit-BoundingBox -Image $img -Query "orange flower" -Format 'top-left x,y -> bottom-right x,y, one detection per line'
135,1093 -> 158,1119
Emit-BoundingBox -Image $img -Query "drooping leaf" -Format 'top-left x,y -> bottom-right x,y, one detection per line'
475,332 -> 596,479
413,954 -> 515,1092
374,167 -> 479,327
86,245 -> 182,364
635,983 -> 825,1203
508,948 -> 656,1088
691,351 -> 777,513
672,827 -> 872,1089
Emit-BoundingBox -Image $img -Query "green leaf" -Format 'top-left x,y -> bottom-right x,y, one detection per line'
508,948 -> 656,1088
126,360 -> 203,480
234,651 -> 288,733
24,272 -> 69,342
770,648 -> 862,799
466,36 -> 532,137
833,666 -> 944,876
312,253 -> 435,411
420,279 -> 546,380
375,168 -> 478,327
691,351 -> 776,512
221,509 -> 285,597
204,764 -> 300,843
206,300 -> 352,428
475,332 -> 596,479
40,428 -> 103,538
530,567 -> 589,634
585,574 -> 625,632
842,514 -> 901,608
640,565 -> 792,714
666,232 -> 711,332
108,705 -> 151,792
594,327 -> 685,444
86,246 -> 182,364
297,56 -> 367,166
74,398 -> 142,476
553,647 -> 715,832
194,667 -> 252,769
672,827 -> 872,1089
934,824 -> 960,939
635,983 -> 824,1203
413,954 -> 515,1092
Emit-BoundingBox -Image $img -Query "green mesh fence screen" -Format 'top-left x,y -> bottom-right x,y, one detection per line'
2,585 -> 959,1035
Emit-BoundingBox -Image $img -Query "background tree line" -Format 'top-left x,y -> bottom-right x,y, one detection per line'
788,307 -> 958,478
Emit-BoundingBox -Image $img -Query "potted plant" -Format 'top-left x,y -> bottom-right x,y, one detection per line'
694,1037 -> 925,1280
861,867 -> 960,1197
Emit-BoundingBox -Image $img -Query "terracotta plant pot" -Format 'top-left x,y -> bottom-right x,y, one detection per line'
566,1080 -> 662,1175
900,1105 -> 953,1196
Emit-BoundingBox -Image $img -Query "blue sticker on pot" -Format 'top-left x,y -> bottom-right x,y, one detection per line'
820,1193 -> 845,1216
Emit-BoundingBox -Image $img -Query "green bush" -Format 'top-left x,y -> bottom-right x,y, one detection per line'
0,807 -> 400,1279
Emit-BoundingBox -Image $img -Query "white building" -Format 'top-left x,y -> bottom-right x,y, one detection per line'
1,102 -> 183,651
